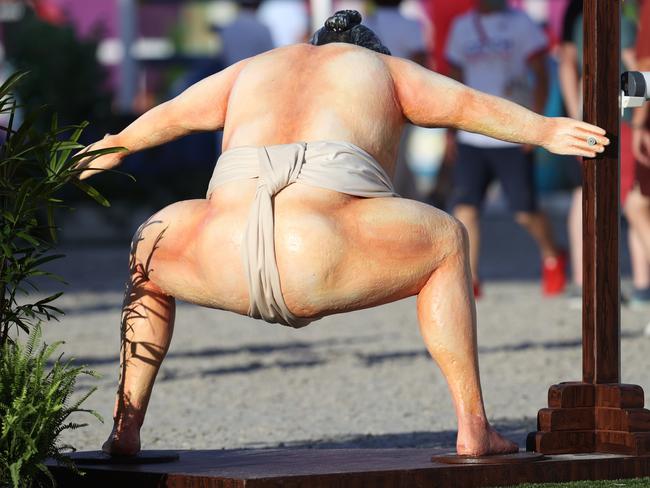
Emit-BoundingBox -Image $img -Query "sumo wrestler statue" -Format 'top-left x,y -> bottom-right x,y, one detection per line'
79,11 -> 608,457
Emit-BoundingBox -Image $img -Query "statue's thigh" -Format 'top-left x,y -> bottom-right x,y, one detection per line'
279,197 -> 460,316
131,199 -> 250,314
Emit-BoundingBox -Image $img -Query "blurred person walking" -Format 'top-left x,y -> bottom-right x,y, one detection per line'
218,0 -> 274,66
365,0 -> 431,199
559,0 -> 643,306
622,0 -> 650,312
365,0 -> 428,64
446,0 -> 566,297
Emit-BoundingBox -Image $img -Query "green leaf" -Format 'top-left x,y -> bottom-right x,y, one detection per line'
68,146 -> 127,165
15,232 -> 41,247
71,179 -> 110,207
0,71 -> 29,98
56,123 -> 88,170
31,254 -> 65,267
1,241 -> 13,257
34,292 -> 63,306
46,205 -> 57,242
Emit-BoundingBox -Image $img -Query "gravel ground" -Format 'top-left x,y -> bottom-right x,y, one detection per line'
34,211 -> 650,453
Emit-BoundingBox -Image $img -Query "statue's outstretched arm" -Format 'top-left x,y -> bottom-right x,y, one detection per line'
77,59 -> 248,179
385,56 -> 609,157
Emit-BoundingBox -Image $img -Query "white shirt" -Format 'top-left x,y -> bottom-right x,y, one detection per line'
445,9 -> 547,148
257,0 -> 309,47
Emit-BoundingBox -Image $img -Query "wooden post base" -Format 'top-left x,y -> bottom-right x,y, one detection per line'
527,382 -> 650,455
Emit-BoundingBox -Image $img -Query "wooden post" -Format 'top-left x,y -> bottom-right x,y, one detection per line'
527,0 -> 650,455
581,0 -> 621,386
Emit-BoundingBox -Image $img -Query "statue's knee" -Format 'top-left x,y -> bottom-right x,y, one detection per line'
130,217 -> 168,260
445,216 -> 469,259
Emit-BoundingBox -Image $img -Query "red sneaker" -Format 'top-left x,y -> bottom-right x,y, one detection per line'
542,251 -> 567,296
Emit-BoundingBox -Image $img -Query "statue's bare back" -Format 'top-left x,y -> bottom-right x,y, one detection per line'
223,44 -> 404,171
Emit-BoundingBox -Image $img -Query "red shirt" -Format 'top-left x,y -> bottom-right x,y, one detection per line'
638,0 -> 650,64
425,0 -> 475,75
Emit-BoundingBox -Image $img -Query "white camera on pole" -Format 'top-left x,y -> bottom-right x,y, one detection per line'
621,71 -> 650,114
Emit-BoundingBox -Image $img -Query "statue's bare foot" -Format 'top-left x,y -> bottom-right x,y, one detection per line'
456,418 -> 519,456
102,422 -> 141,457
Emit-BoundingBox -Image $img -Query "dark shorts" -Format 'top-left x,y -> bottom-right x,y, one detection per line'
449,143 -> 537,213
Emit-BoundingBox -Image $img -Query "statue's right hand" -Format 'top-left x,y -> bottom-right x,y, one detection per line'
75,135 -> 126,180
543,117 -> 609,158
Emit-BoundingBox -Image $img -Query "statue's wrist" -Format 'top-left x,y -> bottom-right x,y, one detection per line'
106,134 -> 128,160
537,116 -> 554,149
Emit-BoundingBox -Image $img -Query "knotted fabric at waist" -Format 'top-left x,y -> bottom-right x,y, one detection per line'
206,140 -> 398,328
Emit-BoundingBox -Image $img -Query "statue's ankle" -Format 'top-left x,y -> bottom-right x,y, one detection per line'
113,411 -> 144,430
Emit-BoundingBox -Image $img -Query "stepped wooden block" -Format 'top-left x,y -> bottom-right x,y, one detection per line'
530,383 -> 650,455
548,383 -> 595,408
596,408 -> 650,431
538,407 -> 595,431
596,384 -> 645,408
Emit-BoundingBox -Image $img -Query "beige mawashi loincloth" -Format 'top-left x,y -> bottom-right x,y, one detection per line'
206,140 -> 398,328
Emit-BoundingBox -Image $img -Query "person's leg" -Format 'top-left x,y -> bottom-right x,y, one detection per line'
617,122 -> 650,299
454,204 -> 481,282
625,188 -> 650,256
491,148 -> 560,258
568,187 -> 583,287
491,147 -> 565,294
513,211 -> 559,259
449,143 -> 491,287
628,225 -> 650,290
625,188 -> 650,296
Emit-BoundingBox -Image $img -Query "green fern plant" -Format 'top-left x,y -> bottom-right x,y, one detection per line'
0,72 -> 125,486
0,326 -> 101,487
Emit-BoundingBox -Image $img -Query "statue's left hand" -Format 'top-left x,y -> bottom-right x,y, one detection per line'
75,134 -> 125,180
542,117 -> 609,158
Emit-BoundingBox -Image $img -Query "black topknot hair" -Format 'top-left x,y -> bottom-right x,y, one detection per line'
309,10 -> 391,56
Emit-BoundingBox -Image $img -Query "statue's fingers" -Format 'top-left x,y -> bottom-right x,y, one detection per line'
572,130 -> 610,147
568,143 -> 598,158
574,121 -> 607,136
79,167 -> 102,180
569,134 -> 606,152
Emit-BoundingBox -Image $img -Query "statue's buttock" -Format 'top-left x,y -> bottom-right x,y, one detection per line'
207,140 -> 398,327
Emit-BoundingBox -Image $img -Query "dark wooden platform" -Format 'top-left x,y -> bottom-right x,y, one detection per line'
47,448 -> 650,487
